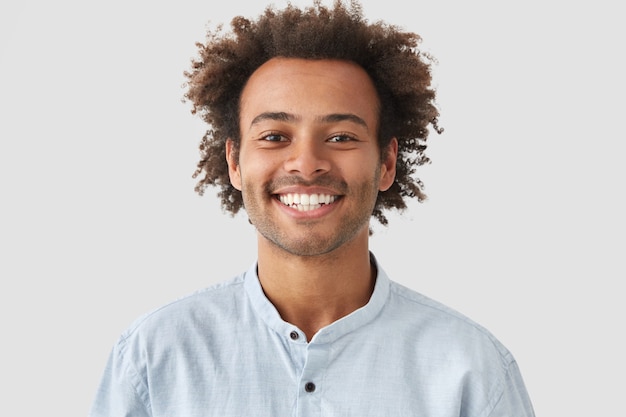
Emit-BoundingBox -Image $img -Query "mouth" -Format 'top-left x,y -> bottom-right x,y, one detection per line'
275,193 -> 340,212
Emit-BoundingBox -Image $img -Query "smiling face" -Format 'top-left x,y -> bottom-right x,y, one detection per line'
227,58 -> 397,257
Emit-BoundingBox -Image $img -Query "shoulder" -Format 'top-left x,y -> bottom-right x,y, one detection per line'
385,280 -> 515,368
118,273 -> 247,346
384,280 -> 534,416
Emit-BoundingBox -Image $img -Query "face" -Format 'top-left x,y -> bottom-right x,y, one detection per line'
227,58 -> 397,257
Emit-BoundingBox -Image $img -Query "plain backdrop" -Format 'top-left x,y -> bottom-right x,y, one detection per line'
1,0 -> 623,416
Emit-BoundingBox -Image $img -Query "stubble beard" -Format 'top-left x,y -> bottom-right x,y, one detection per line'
241,171 -> 381,257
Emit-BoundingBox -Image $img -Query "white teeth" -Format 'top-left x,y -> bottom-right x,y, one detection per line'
278,193 -> 337,211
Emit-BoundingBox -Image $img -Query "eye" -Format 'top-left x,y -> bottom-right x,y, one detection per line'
328,134 -> 357,143
261,133 -> 288,142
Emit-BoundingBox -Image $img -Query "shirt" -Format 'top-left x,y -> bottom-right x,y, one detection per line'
89,257 -> 535,417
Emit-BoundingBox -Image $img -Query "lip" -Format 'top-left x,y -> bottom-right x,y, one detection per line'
271,186 -> 342,196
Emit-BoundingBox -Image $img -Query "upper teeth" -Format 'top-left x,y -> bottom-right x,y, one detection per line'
279,193 -> 337,210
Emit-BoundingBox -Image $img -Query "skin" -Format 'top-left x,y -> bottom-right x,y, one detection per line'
226,58 -> 397,341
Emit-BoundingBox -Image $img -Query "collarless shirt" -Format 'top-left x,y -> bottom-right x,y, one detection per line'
90,257 -> 535,417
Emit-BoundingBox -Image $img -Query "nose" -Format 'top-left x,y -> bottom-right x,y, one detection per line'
283,139 -> 331,178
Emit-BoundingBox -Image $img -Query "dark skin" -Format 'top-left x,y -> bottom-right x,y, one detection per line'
226,58 -> 397,340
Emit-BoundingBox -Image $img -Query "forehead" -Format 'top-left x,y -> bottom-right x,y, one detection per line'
239,58 -> 380,130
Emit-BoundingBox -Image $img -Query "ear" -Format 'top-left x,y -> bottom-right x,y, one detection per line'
378,137 -> 398,192
226,139 -> 242,191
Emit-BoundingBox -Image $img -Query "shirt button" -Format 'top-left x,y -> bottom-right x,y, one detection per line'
289,331 -> 299,340
304,382 -> 316,393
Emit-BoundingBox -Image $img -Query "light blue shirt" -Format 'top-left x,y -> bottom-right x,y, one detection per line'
90,257 -> 535,416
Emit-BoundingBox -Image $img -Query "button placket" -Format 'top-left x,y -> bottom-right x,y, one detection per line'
296,342 -> 328,416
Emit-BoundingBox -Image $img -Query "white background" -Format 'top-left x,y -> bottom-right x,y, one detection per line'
1,0 -> 623,415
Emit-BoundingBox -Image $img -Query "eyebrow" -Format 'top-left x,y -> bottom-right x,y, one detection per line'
249,112 -> 298,127
318,113 -> 369,130
249,112 -> 369,131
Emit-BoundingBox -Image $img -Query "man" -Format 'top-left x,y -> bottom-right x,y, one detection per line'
90,1 -> 535,416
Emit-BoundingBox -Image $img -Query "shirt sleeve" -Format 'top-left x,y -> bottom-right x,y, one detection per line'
89,340 -> 151,417
485,360 -> 536,417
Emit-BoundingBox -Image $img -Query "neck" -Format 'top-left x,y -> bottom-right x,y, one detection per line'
256,228 -> 375,341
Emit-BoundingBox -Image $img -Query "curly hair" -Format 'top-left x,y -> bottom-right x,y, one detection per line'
183,0 -> 443,226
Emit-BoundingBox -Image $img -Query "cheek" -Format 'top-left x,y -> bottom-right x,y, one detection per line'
347,154 -> 380,178
237,154 -> 275,190
241,149 -> 282,173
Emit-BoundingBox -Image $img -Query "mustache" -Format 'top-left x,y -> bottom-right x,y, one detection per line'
266,175 -> 349,194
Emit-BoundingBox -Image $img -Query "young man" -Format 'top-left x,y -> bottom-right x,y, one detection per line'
90,2 -> 535,416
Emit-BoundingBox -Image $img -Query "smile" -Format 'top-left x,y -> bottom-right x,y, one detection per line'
277,193 -> 338,212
